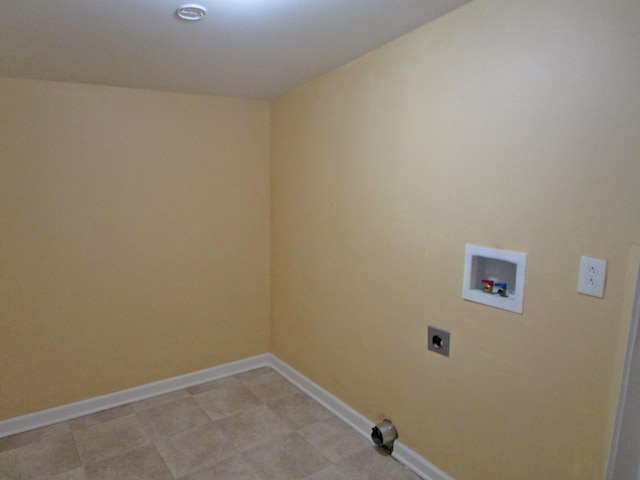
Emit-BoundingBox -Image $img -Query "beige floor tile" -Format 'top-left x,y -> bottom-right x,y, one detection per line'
239,370 -> 301,402
186,376 -> 237,395
336,445 -> 421,479
216,404 -> 295,452
130,389 -> 191,412
73,414 -> 148,465
193,378 -> 263,421
0,369 -> 422,480
0,422 -> 71,454
385,462 -> 424,479
297,416 -> 370,463
269,391 -> 333,428
136,397 -> 211,440
243,432 -> 331,480
68,405 -> 135,430
301,465 -> 351,480
84,445 -> 173,480
155,423 -> 236,478
0,432 -> 81,480
51,467 -> 87,479
178,454 -> 261,480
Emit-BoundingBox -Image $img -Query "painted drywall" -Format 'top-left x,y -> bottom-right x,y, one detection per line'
0,78 -> 270,420
270,0 -> 640,479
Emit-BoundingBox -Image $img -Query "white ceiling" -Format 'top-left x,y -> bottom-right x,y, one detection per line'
0,0 -> 472,99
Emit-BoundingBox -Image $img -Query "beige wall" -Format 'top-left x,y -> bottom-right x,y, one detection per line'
271,1 -> 640,479
0,78 -> 270,420
3,0 -> 640,477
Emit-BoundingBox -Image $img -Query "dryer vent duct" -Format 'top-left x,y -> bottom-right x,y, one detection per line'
371,419 -> 398,450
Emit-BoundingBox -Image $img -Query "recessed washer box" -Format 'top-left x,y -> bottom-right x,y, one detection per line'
462,244 -> 527,314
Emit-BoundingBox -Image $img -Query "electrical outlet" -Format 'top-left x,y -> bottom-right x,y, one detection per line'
428,326 -> 450,357
577,256 -> 607,298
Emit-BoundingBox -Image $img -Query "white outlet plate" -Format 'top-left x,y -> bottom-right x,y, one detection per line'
577,256 -> 607,298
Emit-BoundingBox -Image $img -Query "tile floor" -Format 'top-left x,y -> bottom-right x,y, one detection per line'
0,367 -> 421,479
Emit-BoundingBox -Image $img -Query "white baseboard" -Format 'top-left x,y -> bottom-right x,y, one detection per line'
0,352 -> 453,480
268,354 -> 455,480
0,353 -> 270,438
392,442 -> 456,480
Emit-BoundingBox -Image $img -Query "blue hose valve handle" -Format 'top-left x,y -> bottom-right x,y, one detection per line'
495,283 -> 508,297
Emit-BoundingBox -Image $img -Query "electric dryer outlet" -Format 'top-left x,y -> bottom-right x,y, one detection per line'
428,326 -> 450,357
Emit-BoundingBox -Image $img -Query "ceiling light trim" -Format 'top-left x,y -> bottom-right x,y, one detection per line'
176,4 -> 207,21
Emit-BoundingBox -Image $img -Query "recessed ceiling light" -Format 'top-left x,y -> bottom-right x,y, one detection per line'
176,4 -> 207,21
